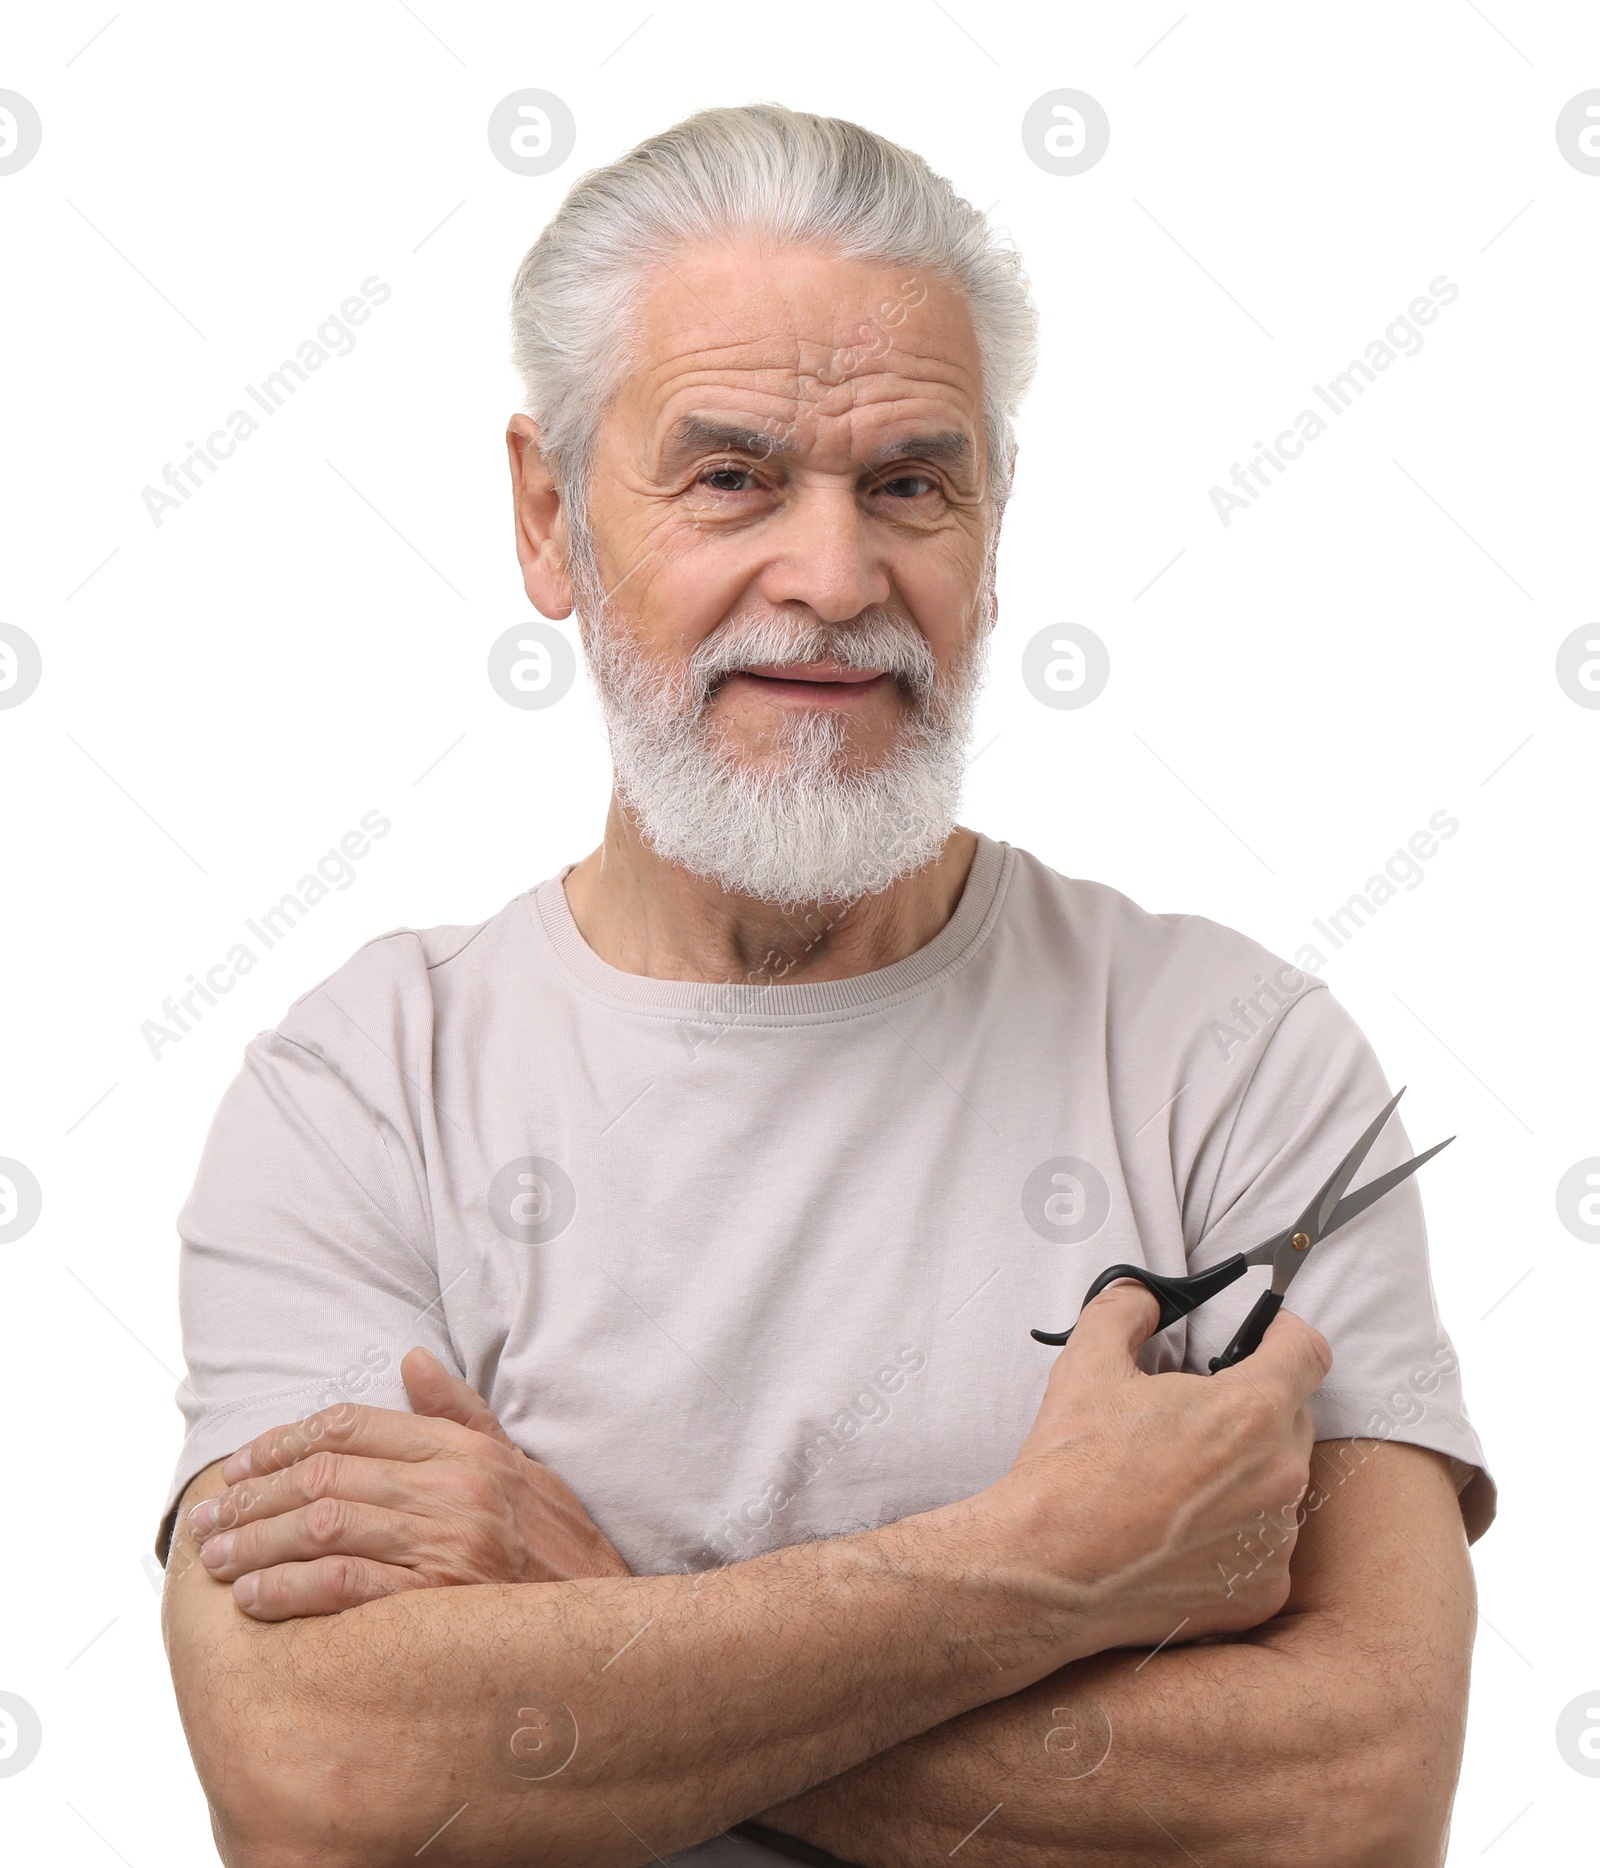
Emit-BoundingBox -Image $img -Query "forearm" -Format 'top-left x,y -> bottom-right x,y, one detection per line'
165,1466 -> 1069,1868
763,1441 -> 1474,1868
161,1297 -> 1349,1866
762,1631 -> 1400,1867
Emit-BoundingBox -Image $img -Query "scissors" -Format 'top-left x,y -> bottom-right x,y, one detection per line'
1030,1088 -> 1453,1372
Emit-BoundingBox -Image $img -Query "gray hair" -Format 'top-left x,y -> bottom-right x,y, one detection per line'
508,103 -> 1038,572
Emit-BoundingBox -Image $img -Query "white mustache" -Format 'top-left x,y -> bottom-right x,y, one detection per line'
686,608 -> 939,701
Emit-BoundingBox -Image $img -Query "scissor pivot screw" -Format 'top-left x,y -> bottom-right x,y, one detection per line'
1291,1231 -> 1311,1251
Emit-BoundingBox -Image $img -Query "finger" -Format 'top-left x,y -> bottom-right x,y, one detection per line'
401,1347 -> 516,1447
1218,1308 -> 1333,1407
189,1452 -> 429,1542
221,1401 -> 475,1483
1055,1278 -> 1164,1378
200,1499 -> 431,1582
233,1554 -> 428,1622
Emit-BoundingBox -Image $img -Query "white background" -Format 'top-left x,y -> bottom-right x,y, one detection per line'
1,2 -> 1596,1861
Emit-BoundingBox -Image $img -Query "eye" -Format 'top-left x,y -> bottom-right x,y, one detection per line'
700,464 -> 758,494
876,473 -> 937,500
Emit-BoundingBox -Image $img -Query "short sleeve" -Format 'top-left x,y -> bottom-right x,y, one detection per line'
156,1025 -> 450,1561
1178,982 -> 1495,1542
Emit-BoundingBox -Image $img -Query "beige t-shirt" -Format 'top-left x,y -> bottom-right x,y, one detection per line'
160,834 -> 1493,1840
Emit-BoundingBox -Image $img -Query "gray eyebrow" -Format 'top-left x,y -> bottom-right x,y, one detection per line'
663,417 -> 790,462
660,417 -> 973,471
868,430 -> 971,466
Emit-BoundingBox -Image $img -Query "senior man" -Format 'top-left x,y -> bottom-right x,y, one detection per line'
161,105 -> 1492,1868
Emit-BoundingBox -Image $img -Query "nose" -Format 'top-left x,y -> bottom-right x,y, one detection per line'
752,483 -> 894,625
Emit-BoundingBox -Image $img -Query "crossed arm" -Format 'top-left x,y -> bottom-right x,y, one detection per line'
758,1436 -> 1473,1866
163,1303 -> 1475,1867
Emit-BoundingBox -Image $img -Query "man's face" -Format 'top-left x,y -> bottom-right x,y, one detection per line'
579,238 -> 995,775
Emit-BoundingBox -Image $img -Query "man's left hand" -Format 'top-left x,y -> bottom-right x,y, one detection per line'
185,1348 -> 631,1619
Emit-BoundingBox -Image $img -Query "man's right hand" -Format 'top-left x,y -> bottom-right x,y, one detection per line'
185,1348 -> 630,1620
967,1277 -> 1332,1660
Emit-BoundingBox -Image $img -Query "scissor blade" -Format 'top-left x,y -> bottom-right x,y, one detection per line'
1267,1126 -> 1453,1295
1297,1087 -> 1407,1241
1316,1135 -> 1456,1240
1242,1227 -> 1293,1268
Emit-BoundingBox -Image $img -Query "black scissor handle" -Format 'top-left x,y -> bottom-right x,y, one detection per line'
1031,1254 -> 1249,1346
1208,1290 -> 1284,1371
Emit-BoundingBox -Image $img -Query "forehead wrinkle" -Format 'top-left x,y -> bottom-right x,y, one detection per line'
633,277 -> 856,367
632,240 -> 980,378
697,326 -> 978,391
637,286 -> 979,390
623,291 -> 986,482
630,256 -> 977,370
652,353 -> 979,428
647,381 -> 985,491
658,406 -> 974,471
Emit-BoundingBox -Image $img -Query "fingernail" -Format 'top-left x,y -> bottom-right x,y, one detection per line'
187,1501 -> 217,1538
221,1449 -> 251,1483
200,1531 -> 235,1570
234,1573 -> 258,1609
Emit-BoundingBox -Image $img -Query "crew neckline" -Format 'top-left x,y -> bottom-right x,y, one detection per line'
528,833 -> 1013,1021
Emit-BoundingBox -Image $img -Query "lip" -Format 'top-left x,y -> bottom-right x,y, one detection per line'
739,660 -> 887,684
720,666 -> 893,706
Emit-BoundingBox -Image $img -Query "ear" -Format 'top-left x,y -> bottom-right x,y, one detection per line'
507,414 -> 575,619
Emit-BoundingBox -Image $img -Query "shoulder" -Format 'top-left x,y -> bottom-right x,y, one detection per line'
253,887 -> 540,1087
1001,842 -> 1315,1004
992,841 -> 1362,1091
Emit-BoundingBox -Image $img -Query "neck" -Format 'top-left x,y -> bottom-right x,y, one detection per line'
562,792 -> 979,986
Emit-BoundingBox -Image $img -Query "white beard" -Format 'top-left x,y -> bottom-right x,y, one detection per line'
575,559 -> 989,909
